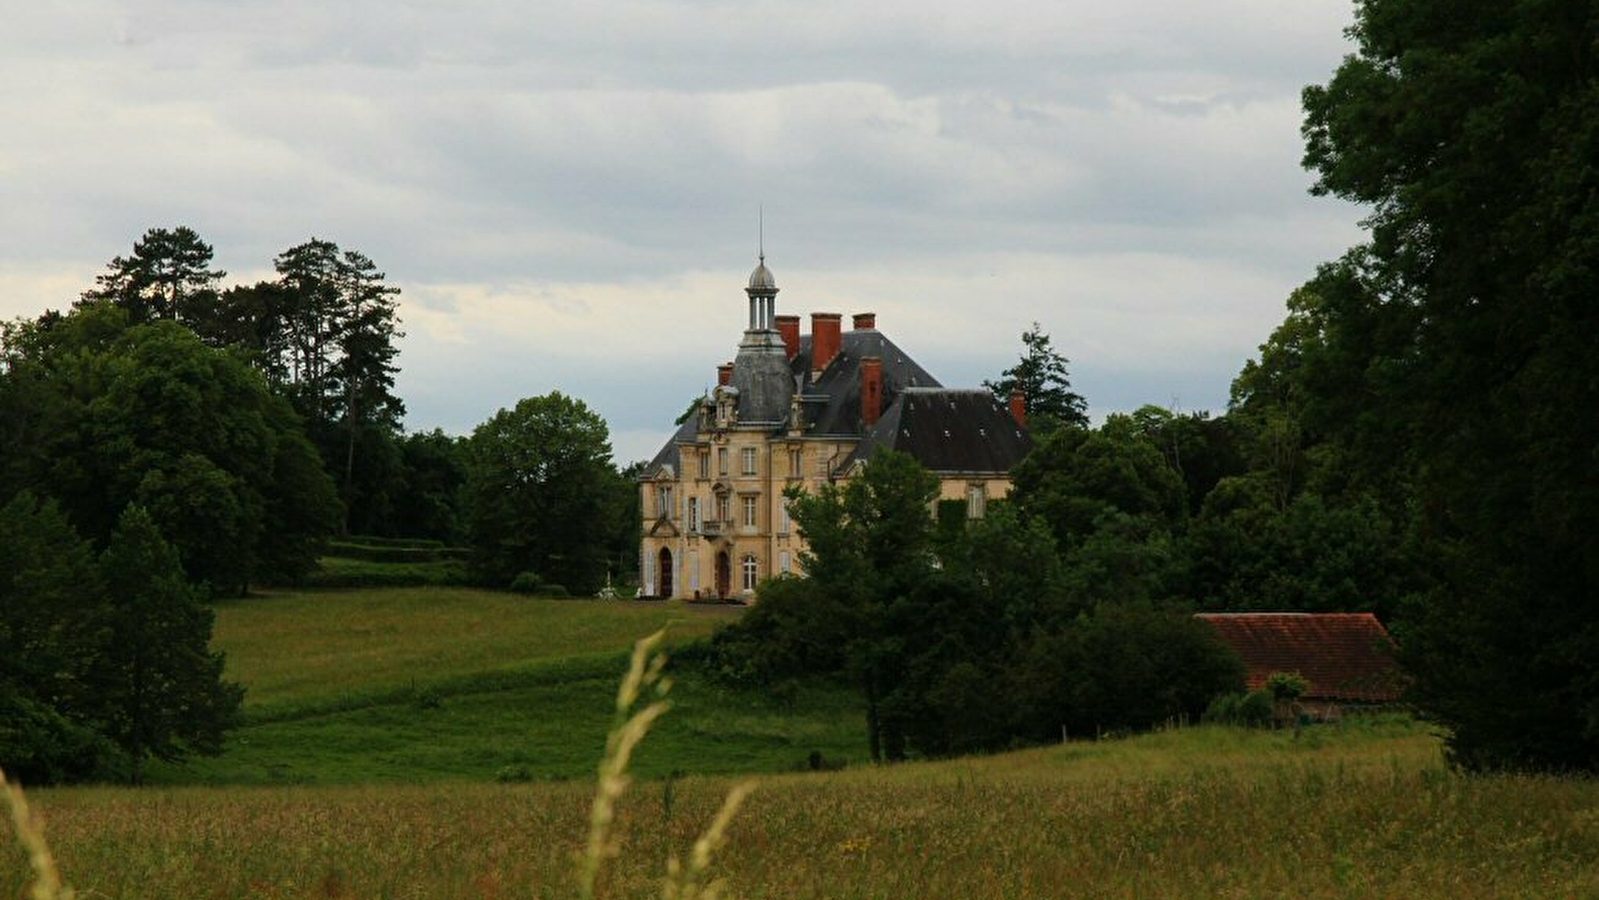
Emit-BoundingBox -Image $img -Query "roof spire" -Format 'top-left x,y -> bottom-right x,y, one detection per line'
758,204 -> 765,263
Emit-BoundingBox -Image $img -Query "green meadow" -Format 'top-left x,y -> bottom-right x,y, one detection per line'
152,588 -> 866,784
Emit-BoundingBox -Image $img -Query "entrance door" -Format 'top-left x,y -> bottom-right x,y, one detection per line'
715,551 -> 731,599
657,548 -> 674,599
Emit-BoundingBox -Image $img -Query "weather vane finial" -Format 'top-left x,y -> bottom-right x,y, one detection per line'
759,204 -> 765,263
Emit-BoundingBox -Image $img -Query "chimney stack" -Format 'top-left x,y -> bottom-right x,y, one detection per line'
1008,388 -> 1027,428
718,362 -> 734,386
810,312 -> 842,379
852,312 -> 876,330
861,356 -> 883,428
776,315 -> 800,361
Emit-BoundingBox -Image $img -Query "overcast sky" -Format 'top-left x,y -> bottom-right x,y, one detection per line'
0,0 -> 1366,464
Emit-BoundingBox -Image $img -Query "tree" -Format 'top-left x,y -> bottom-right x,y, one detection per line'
984,322 -> 1088,432
0,308 -> 338,593
463,392 -> 618,593
79,226 -> 225,326
96,505 -> 243,783
1010,416 -> 1186,553
1300,0 -> 1599,770
391,429 -> 469,542
0,493 -> 115,784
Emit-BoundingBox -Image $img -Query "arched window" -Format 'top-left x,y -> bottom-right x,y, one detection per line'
741,554 -> 759,592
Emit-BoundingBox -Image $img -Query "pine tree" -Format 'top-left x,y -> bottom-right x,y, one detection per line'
984,323 -> 1088,433
96,505 -> 243,784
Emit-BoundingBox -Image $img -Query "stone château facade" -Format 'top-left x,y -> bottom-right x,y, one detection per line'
638,255 -> 1033,600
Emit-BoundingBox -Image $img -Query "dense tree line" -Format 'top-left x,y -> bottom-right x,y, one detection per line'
1288,0 -> 1599,772
0,228 -> 640,783
710,445 -> 1247,762
718,0 -> 1599,772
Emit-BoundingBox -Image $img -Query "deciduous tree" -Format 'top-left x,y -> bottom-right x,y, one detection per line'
463,392 -> 618,593
1300,0 -> 1599,770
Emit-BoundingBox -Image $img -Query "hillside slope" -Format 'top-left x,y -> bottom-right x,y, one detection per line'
151,587 -> 867,784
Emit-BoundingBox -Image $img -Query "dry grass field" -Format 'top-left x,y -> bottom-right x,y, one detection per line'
6,591 -> 1596,899
8,719 -> 1598,899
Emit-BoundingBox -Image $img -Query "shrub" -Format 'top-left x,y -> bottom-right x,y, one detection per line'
1266,671 -> 1310,702
0,691 -> 125,786
509,572 -> 544,594
495,765 -> 533,783
1205,689 -> 1275,727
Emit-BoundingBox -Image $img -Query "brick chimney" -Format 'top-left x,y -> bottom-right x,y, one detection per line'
776,315 -> 801,361
852,312 -> 876,330
810,312 -> 842,379
861,357 -> 883,427
1008,388 -> 1027,428
718,362 -> 734,386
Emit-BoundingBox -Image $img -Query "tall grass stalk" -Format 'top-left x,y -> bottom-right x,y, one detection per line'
662,781 -> 755,900
578,629 -> 755,900
0,768 -> 74,900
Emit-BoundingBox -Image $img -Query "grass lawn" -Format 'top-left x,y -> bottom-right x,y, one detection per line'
208,587 -> 739,710
148,587 -> 865,785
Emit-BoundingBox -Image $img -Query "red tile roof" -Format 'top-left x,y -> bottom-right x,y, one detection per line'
1195,613 -> 1405,703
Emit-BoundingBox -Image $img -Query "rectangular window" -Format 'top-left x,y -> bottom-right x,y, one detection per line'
698,452 -> 709,479
689,497 -> 701,532
717,495 -> 730,523
789,448 -> 803,478
657,485 -> 673,518
742,495 -> 758,528
741,447 -> 757,476
742,555 -> 759,592
779,550 -> 790,575
778,500 -> 791,534
967,484 -> 986,519
718,447 -> 728,475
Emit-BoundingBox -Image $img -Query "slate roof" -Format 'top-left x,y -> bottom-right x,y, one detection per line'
844,388 -> 1033,474
790,329 -> 942,436
1195,613 -> 1404,703
642,324 -> 1029,479
642,414 -> 698,478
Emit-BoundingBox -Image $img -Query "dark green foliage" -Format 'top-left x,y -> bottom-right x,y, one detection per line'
0,493 -> 107,729
0,312 -> 338,592
712,450 -> 1242,761
463,392 -> 621,595
1009,603 -> 1245,741
1266,672 -> 1310,702
0,689 -> 123,786
391,429 -> 468,542
302,557 -> 471,589
1126,406 -> 1247,516
1295,0 -> 1599,770
1205,690 -> 1274,727
1011,417 -> 1187,551
509,572 -> 544,594
323,541 -> 468,564
78,225 -> 225,326
98,506 -> 244,783
0,497 -> 243,784
983,322 -> 1088,433
1183,491 -> 1417,621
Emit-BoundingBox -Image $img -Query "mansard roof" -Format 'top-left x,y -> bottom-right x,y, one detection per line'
642,413 -> 698,479
790,330 -> 941,437
641,322 -> 1030,480
843,388 -> 1033,475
